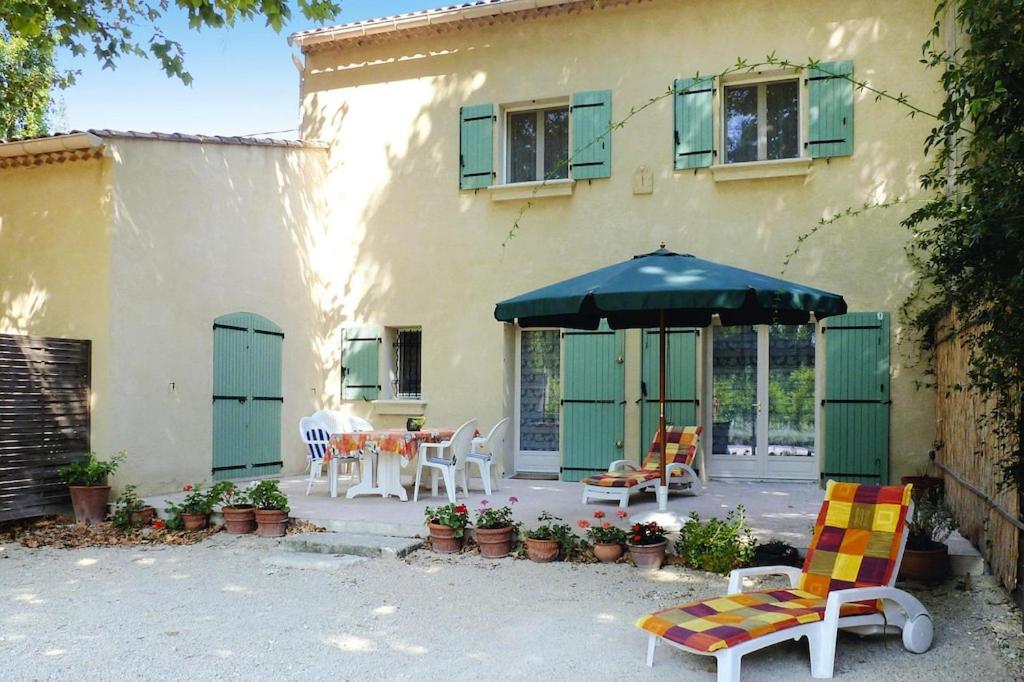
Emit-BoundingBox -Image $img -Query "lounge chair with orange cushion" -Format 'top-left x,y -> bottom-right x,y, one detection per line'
581,425 -> 702,508
635,481 -> 933,681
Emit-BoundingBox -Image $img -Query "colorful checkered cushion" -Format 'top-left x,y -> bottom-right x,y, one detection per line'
635,589 -> 878,653
798,481 -> 912,599
581,426 -> 702,488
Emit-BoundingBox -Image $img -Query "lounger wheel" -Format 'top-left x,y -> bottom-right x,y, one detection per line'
902,613 -> 933,654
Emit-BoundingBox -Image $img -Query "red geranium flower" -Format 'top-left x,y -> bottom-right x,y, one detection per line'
593,510 -> 605,519
577,519 -> 591,529
602,522 -> 612,529
182,484 -> 193,492
455,504 -> 468,514
153,519 -> 165,530
633,534 -> 642,543
616,510 -> 629,519
480,499 -> 489,507
508,496 -> 519,504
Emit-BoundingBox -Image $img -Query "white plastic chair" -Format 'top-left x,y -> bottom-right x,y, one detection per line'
467,417 -> 509,495
348,415 -> 374,432
300,417 -> 359,495
413,419 -> 477,504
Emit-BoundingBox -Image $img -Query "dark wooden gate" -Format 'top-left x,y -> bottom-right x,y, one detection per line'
0,334 -> 91,521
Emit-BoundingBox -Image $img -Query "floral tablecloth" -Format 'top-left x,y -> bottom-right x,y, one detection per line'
328,429 -> 456,467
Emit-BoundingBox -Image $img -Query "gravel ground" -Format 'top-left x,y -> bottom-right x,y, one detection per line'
2,536 -> 1022,682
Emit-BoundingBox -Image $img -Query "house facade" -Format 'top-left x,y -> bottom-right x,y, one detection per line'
1,0 -> 942,500
293,0 -> 940,485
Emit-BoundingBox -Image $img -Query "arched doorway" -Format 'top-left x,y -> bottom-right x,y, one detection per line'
212,312 -> 283,480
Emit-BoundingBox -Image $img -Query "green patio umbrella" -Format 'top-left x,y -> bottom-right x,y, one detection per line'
494,246 -> 847,509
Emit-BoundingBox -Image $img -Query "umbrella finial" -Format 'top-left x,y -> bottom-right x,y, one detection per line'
659,241 -> 666,249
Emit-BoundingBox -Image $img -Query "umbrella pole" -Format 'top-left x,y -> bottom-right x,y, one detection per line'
658,309 -> 668,511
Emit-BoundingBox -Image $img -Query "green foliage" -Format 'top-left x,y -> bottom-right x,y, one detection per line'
579,515 -> 628,545
247,479 -> 289,511
219,481 -> 251,508
474,500 -> 517,530
525,512 -> 584,560
110,484 -> 146,532
1,0 -> 341,85
424,502 -> 470,538
165,481 -> 229,519
901,0 -> 1024,488
57,450 -> 125,486
627,520 -> 668,546
1,18 -> 62,139
907,495 -> 956,549
674,505 -> 756,574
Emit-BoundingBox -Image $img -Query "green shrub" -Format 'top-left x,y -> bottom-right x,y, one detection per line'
674,505 -> 756,574
247,479 -> 289,512
110,484 -> 145,532
57,450 -> 126,486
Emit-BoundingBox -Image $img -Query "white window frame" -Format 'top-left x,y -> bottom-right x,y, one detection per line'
498,97 -> 571,185
715,69 -> 808,166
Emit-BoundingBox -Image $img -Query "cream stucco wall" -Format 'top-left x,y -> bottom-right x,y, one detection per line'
300,0 -> 940,482
102,140 -> 330,493
0,156 -> 114,458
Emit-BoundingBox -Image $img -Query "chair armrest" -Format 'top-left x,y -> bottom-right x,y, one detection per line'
607,459 -> 639,472
823,586 -> 930,623
664,463 -> 695,477
727,565 -> 803,593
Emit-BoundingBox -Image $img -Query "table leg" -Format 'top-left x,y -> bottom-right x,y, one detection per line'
329,459 -> 338,498
377,453 -> 408,501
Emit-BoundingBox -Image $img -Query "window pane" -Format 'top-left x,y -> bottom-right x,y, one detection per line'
508,111 -> 537,182
519,330 -> 560,452
725,85 -> 758,163
712,326 -> 758,456
766,81 -> 799,160
543,108 -> 569,180
394,329 -> 421,398
767,324 -> 815,457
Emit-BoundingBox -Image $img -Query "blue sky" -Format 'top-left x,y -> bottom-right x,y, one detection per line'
56,1 -> 435,136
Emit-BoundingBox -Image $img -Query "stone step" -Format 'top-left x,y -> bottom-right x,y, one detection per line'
293,517 -> 424,539
262,552 -> 368,572
282,532 -> 422,559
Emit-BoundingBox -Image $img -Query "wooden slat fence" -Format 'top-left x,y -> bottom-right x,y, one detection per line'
934,316 -> 1021,598
0,334 -> 91,521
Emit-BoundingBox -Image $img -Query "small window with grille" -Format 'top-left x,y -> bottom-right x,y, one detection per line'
392,328 -> 422,399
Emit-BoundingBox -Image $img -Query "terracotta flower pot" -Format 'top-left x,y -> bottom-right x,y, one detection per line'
526,537 -> 560,562
594,542 -> 624,563
255,509 -> 289,537
129,505 -> 156,528
628,540 -> 668,570
180,512 -> 209,531
476,526 -> 515,558
222,505 -> 257,534
68,485 -> 111,524
899,543 -> 949,582
428,522 -> 464,554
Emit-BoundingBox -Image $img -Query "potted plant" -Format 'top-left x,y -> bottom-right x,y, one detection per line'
110,484 -> 155,531
406,416 -> 425,432
57,450 -> 126,524
220,482 -> 256,534
164,483 -> 224,531
627,520 -> 669,570
674,506 -> 756,574
523,512 -> 577,562
473,497 -> 519,558
248,480 -> 290,537
899,494 -> 955,582
580,510 -> 629,563
424,502 -> 470,553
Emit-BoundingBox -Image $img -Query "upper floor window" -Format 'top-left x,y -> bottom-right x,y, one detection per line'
506,105 -> 569,183
724,79 -> 799,164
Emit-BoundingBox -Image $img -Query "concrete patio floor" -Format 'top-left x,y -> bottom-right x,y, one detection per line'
151,473 -> 822,546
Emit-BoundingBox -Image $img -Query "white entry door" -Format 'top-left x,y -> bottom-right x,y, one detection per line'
707,324 -> 819,481
514,329 -> 561,474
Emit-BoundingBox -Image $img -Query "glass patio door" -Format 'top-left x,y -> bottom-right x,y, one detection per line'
515,329 -> 561,474
709,324 -> 818,480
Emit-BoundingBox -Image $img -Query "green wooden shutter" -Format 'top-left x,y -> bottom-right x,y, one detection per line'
674,77 -> 714,169
823,312 -> 890,484
342,326 -> 381,400
213,313 -> 283,481
641,328 -> 698,452
571,90 -> 612,180
808,60 -> 854,158
561,323 -> 625,482
459,104 -> 494,189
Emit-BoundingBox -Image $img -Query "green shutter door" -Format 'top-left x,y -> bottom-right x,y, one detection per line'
460,104 -> 495,189
341,327 -> 381,400
571,90 -> 612,180
808,60 -> 854,158
674,77 -> 714,169
640,329 -> 699,451
212,313 -> 283,481
823,312 -> 890,484
561,323 -> 625,482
